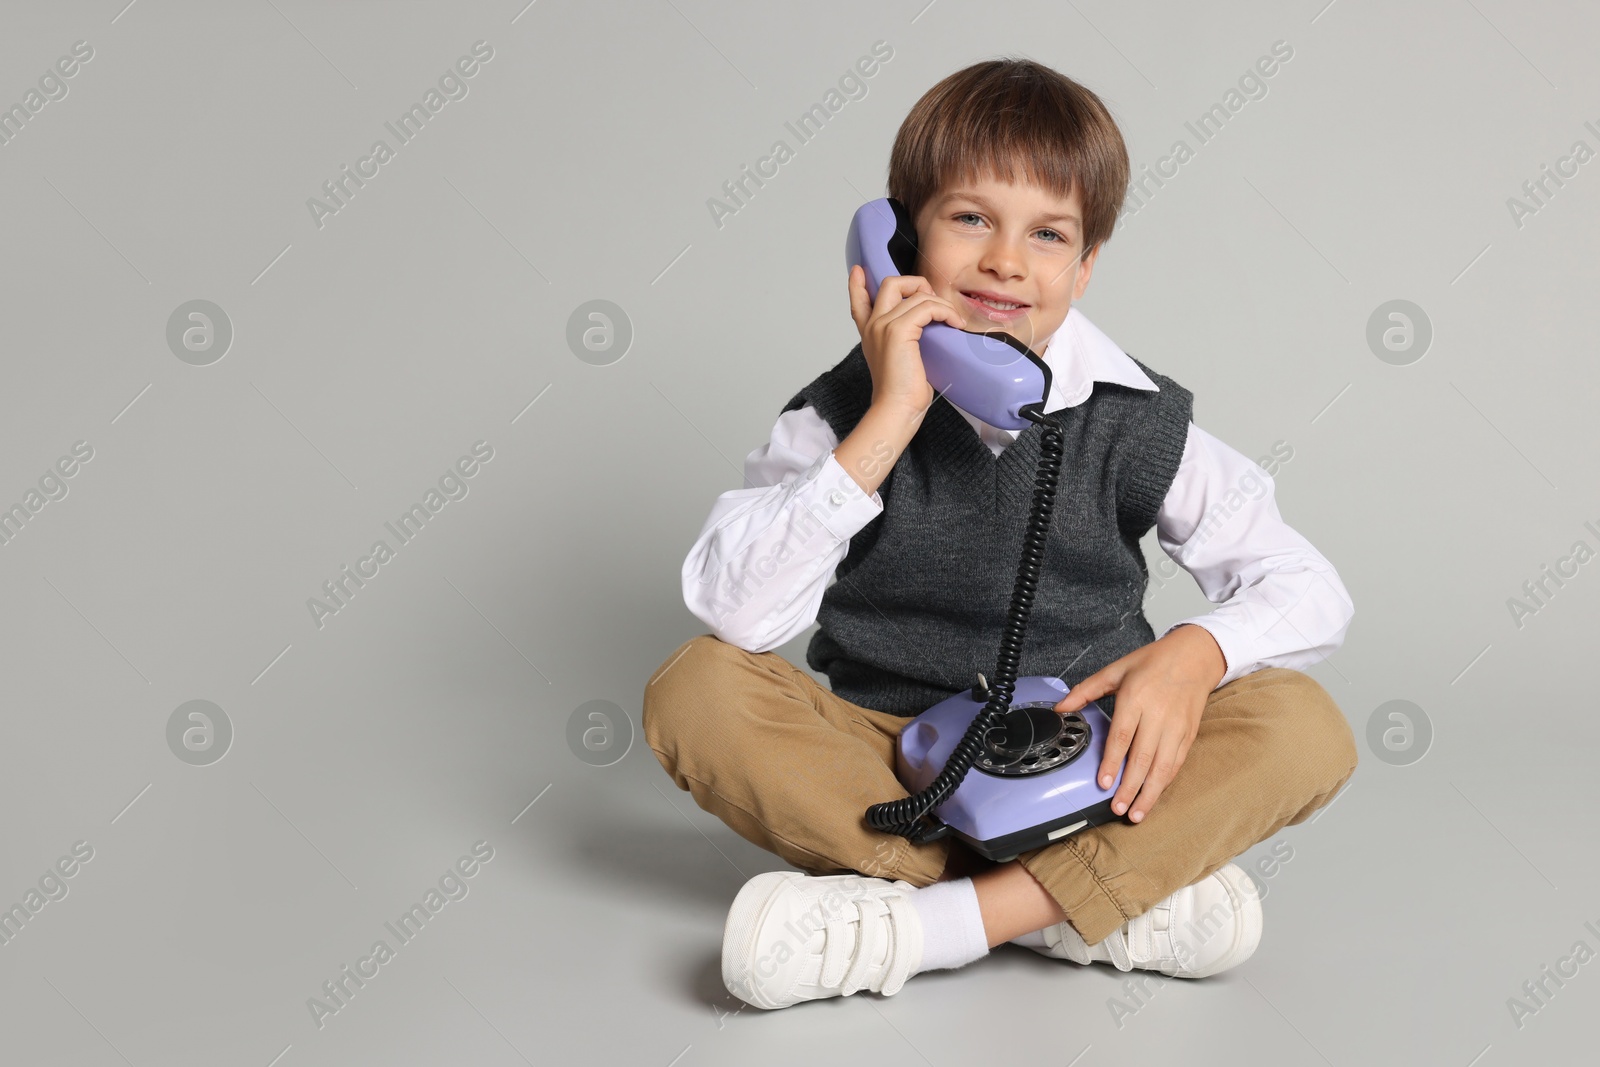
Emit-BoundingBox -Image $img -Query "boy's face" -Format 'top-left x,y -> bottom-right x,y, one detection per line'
912,171 -> 1098,356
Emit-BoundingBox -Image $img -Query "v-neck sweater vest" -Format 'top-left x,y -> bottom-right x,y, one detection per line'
781,342 -> 1193,717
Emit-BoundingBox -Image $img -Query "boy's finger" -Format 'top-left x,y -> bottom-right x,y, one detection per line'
1128,733 -> 1185,823
879,291 -> 968,332
872,274 -> 933,317
924,297 -> 969,330
1097,700 -> 1138,792
1056,671 -> 1112,713
1060,670 -> 1124,789
1111,731 -> 1153,817
847,266 -> 868,330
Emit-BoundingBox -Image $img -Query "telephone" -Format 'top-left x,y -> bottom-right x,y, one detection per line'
850,196 -> 1125,863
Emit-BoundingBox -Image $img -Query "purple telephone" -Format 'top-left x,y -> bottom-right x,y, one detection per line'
851,197 -> 1125,862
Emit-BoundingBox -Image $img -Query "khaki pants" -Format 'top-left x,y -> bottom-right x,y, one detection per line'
642,634 -> 1358,945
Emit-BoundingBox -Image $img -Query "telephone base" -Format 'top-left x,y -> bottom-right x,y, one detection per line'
950,796 -> 1120,864
894,675 -> 1126,861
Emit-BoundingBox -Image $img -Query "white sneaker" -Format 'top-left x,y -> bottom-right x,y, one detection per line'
722,870 -> 925,1010
1020,862 -> 1262,978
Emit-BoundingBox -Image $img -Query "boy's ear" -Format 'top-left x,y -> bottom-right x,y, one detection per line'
1072,243 -> 1102,300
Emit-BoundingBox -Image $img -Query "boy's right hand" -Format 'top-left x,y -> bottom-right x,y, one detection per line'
847,264 -> 969,421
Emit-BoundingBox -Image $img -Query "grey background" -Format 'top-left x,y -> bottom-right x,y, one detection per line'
1,1 -> 1595,1064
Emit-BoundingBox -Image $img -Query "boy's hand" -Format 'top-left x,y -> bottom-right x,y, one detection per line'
847,264 -> 968,418
1052,624 -> 1227,824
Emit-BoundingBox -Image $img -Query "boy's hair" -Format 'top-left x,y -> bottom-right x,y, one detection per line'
888,58 -> 1129,256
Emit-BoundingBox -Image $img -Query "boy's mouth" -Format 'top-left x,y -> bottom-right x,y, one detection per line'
960,290 -> 1031,321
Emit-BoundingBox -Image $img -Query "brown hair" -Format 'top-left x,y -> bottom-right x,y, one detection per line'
887,58 -> 1129,256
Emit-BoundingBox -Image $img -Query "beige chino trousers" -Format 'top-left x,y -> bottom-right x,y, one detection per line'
643,633 -> 1358,945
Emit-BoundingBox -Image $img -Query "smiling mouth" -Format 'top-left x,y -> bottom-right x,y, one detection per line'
960,293 -> 1031,320
961,291 -> 1029,311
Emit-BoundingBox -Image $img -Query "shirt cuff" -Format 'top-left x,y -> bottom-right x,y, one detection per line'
792,449 -> 883,541
1161,616 -> 1249,688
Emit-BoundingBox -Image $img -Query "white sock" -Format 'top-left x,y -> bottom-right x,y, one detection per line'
1009,926 -> 1051,949
907,878 -> 990,973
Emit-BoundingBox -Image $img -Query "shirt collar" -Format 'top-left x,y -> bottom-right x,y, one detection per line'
950,306 -> 1159,438
1041,306 -> 1158,411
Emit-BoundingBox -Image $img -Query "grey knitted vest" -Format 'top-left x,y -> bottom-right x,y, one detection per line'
782,342 -> 1193,717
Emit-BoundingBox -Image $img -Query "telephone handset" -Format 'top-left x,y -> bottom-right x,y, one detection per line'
851,197 -> 1125,859
845,197 -> 1052,431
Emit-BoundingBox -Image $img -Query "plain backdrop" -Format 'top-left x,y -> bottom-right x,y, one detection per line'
1,2 -> 1597,1065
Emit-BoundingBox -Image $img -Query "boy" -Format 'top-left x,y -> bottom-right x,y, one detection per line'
644,57 -> 1358,1011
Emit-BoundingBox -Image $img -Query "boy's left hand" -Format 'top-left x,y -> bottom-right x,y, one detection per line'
1051,624 -> 1227,824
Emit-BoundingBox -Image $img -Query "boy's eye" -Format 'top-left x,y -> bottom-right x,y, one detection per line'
953,213 -> 1068,245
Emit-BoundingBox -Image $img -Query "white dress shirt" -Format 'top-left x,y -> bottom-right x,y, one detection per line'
681,306 -> 1353,688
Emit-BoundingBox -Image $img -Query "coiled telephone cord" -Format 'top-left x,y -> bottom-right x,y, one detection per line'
864,407 -> 1065,843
